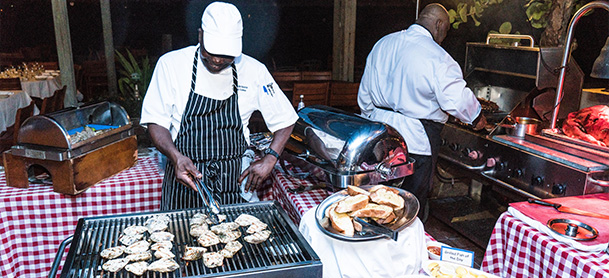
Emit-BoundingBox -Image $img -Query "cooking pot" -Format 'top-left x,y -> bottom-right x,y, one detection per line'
500,116 -> 541,138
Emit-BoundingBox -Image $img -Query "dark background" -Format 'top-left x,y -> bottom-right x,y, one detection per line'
0,0 -> 608,86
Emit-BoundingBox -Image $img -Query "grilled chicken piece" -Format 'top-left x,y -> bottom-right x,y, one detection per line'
154,248 -> 175,259
217,230 -> 242,244
220,240 -> 243,258
102,258 -> 130,272
197,230 -> 220,247
125,261 -> 149,276
562,105 -> 609,147
147,258 -> 179,273
190,224 -> 210,238
119,233 -> 144,246
182,246 -> 207,261
100,246 -> 125,260
206,214 -> 227,224
125,251 -> 152,262
125,240 -> 150,254
150,231 -> 175,242
145,215 -> 170,233
203,252 -> 225,268
246,221 -> 268,234
210,222 -> 239,233
150,241 -> 173,251
234,214 -> 261,226
122,225 -> 148,237
190,213 -> 208,226
244,230 -> 271,244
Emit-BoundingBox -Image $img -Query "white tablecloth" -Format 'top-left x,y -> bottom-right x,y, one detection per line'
299,206 -> 428,278
21,77 -> 61,99
0,92 -> 39,133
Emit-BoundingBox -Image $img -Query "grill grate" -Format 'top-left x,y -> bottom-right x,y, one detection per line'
60,201 -> 322,278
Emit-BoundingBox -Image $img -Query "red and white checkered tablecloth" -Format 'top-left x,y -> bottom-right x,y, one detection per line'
481,211 -> 609,278
269,164 -> 330,224
0,156 -> 164,278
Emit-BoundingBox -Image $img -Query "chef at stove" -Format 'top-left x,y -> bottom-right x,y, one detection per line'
357,3 -> 486,221
141,2 -> 297,209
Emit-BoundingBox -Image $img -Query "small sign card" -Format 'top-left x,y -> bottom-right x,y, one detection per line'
440,246 -> 475,268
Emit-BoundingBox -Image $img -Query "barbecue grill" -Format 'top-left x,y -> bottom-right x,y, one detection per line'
438,34 -> 609,200
282,105 -> 415,191
54,201 -> 322,278
2,101 -> 137,195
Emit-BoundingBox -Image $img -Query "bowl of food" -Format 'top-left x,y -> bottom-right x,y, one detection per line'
426,241 -> 449,260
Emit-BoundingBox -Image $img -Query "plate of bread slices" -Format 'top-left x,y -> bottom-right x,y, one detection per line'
315,184 -> 419,241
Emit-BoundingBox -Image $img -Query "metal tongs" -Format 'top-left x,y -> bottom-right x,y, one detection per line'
353,217 -> 398,241
192,176 -> 221,224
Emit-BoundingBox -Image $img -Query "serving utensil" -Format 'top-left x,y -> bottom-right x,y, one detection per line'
192,176 -> 221,224
353,217 -> 398,241
528,198 -> 609,220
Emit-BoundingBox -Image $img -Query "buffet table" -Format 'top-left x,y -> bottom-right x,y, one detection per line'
481,211 -> 609,277
0,91 -> 38,133
0,155 -> 163,278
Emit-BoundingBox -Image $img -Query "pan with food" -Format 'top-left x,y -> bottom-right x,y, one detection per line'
315,184 -> 419,241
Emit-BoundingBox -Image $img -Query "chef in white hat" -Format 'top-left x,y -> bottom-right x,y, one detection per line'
141,2 -> 298,210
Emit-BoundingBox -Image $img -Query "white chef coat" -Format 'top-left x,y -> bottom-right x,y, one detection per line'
358,24 -> 481,156
141,44 -> 298,144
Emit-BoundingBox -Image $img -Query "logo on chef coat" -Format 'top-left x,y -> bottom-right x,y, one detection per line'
263,83 -> 276,96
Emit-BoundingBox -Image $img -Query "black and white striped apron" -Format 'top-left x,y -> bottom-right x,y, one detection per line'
161,47 -> 248,210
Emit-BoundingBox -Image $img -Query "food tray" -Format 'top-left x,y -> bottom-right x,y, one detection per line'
423,260 -> 499,278
314,185 -> 419,241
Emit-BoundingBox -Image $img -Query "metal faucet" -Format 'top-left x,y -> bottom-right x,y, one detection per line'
550,1 -> 609,130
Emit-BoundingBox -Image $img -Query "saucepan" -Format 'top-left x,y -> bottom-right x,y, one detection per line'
500,116 -> 541,138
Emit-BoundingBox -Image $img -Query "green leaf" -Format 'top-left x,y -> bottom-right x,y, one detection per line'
499,22 -> 512,34
459,6 -> 468,23
453,22 -> 461,29
472,15 -> 481,26
448,9 -> 457,23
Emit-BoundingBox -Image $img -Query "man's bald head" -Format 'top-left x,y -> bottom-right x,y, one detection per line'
416,3 -> 450,44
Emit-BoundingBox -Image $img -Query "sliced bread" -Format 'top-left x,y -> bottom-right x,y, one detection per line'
348,203 -> 394,219
328,204 -> 355,236
335,194 -> 370,213
370,188 -> 404,210
347,185 -> 370,196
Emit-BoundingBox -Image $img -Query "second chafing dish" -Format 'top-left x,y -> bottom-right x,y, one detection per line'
282,105 -> 415,191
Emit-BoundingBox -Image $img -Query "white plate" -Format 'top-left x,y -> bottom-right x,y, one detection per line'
423,260 -> 499,278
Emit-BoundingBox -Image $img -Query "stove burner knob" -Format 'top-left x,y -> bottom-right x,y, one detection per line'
449,143 -> 460,151
467,150 -> 481,160
461,147 -> 472,157
513,168 -> 524,177
532,176 -> 544,186
486,157 -> 497,168
552,183 -> 567,195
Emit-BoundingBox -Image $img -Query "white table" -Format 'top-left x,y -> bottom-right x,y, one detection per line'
299,206 -> 428,278
0,92 -> 39,133
21,76 -> 61,99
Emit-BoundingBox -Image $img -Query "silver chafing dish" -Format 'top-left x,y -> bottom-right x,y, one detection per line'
2,101 -> 137,195
282,105 -> 415,191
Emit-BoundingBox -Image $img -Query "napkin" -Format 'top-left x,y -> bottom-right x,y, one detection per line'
509,193 -> 609,252
240,149 -> 259,202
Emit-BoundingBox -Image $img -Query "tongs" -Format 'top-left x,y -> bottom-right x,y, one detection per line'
192,176 -> 221,224
353,217 -> 398,241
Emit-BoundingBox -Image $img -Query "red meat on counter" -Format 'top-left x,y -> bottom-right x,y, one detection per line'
562,105 -> 609,147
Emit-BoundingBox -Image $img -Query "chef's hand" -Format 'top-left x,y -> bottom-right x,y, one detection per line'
472,114 -> 487,131
238,155 -> 276,192
174,154 -> 202,191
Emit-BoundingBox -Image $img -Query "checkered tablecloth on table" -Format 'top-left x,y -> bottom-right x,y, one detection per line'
481,211 -> 609,278
0,156 -> 164,278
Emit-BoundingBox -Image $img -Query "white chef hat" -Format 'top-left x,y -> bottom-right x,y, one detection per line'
201,2 -> 243,57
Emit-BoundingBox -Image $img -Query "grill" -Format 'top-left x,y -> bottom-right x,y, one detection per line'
2,101 -> 137,195
282,105 -> 415,191
58,201 -> 322,278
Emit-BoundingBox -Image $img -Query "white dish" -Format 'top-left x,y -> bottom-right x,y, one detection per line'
423,260 -> 499,278
426,241 -> 450,260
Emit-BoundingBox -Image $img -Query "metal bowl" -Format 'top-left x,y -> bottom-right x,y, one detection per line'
315,184 -> 419,241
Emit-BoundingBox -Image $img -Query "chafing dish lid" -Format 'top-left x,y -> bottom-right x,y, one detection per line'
286,105 -> 408,173
17,101 -> 131,149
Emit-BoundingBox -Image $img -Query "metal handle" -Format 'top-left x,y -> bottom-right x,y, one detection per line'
486,34 -> 535,47
587,172 -> 609,187
527,198 -> 562,209
48,235 -> 73,278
